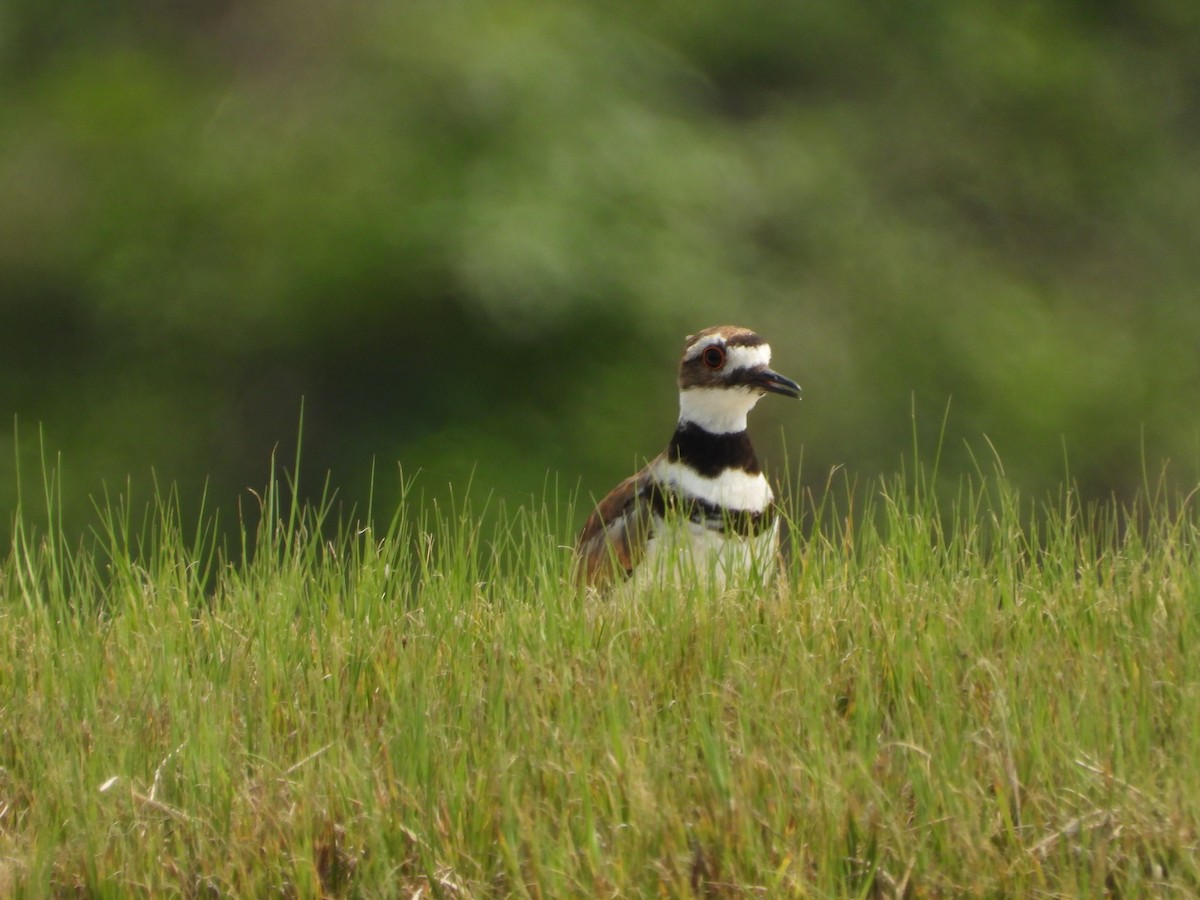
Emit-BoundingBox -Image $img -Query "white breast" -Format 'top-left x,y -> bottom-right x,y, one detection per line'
651,459 -> 774,512
616,459 -> 781,597
624,515 -> 781,597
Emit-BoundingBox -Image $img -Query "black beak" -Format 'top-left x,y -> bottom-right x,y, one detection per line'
752,367 -> 802,399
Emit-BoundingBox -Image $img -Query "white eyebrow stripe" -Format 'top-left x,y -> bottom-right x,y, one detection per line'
724,344 -> 771,371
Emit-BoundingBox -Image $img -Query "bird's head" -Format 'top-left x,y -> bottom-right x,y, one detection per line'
676,325 -> 801,434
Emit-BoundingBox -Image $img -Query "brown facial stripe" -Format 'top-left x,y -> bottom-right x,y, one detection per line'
677,363 -> 720,390
645,482 -> 773,537
678,363 -> 769,391
667,423 -> 761,477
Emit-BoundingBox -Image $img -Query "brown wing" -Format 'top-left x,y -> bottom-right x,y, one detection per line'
575,458 -> 662,591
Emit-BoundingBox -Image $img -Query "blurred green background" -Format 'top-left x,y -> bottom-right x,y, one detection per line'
2,0 -> 1199,538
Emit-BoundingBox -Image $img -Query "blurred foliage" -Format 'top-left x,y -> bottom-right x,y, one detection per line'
2,0 -> 1199,538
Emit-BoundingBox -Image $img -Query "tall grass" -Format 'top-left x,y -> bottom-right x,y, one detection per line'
2,449 -> 1199,896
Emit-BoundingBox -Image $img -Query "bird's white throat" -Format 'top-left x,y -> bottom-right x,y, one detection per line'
677,386 -> 763,435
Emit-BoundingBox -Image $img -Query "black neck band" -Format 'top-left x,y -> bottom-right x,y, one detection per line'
645,481 -> 773,537
667,422 -> 761,479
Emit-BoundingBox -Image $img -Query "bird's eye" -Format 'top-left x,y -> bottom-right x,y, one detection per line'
702,346 -> 725,370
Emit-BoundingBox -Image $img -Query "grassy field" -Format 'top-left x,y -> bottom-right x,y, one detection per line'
2,454 -> 1199,897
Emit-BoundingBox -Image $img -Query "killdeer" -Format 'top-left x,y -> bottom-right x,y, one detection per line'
576,325 -> 801,592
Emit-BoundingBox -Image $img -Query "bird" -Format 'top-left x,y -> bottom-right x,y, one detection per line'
576,325 -> 801,593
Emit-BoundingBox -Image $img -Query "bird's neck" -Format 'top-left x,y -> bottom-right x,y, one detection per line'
666,421 -> 761,478
654,421 -> 772,514
658,392 -> 773,514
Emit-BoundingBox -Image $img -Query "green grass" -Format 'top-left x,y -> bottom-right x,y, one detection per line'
2,453 -> 1199,897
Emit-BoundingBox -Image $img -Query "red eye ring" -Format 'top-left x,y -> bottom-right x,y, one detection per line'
701,345 -> 725,370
